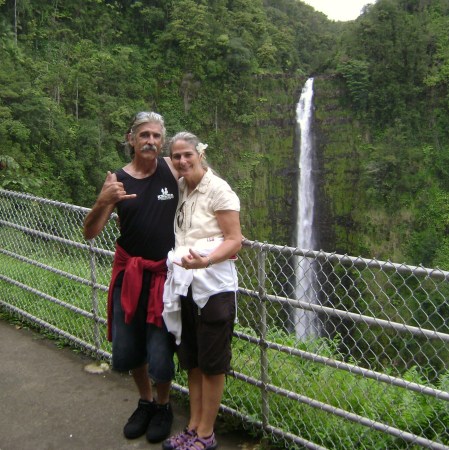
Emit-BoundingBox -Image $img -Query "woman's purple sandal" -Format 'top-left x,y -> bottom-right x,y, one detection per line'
162,428 -> 197,450
179,432 -> 218,450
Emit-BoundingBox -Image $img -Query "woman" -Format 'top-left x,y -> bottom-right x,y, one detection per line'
162,132 -> 242,450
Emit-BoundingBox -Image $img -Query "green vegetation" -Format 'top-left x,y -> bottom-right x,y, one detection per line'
0,239 -> 111,352
229,327 -> 449,448
325,0 -> 449,269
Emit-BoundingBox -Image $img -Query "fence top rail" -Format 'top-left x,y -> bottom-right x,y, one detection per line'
1,188 -> 91,214
242,239 -> 449,280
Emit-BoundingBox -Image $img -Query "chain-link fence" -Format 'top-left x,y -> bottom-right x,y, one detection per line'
1,188 -> 448,449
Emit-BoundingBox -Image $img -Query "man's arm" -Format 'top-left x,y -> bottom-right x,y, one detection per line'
83,171 -> 136,240
164,156 -> 179,179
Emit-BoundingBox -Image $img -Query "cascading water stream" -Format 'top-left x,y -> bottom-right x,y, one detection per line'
294,77 -> 319,340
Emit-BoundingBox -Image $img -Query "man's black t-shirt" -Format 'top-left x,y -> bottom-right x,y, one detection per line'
115,157 -> 178,261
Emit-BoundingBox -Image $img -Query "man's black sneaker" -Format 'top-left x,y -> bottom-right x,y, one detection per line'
146,402 -> 173,443
123,399 -> 156,439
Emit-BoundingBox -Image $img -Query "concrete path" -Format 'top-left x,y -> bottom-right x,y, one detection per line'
0,319 -> 261,450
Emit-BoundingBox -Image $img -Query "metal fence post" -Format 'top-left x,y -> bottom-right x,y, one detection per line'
257,245 -> 269,430
88,240 -> 101,354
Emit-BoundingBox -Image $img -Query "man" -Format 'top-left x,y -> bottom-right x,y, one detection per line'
83,111 -> 178,443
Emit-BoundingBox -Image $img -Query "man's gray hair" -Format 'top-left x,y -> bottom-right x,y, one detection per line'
123,111 -> 166,158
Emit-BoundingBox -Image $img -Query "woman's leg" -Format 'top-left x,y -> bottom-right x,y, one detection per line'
196,372 -> 225,438
187,367 -> 202,431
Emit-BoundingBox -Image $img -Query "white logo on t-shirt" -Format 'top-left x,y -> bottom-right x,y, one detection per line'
157,188 -> 174,201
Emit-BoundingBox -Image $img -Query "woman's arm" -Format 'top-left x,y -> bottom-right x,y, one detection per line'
210,210 -> 242,263
180,210 -> 242,269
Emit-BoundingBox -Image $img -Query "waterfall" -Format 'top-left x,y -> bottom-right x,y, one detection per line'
294,77 -> 319,340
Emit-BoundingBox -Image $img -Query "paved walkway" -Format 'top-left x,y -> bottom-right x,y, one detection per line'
0,319 -> 261,450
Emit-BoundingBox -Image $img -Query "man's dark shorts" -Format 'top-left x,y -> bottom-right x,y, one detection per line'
177,289 -> 236,375
111,271 -> 175,383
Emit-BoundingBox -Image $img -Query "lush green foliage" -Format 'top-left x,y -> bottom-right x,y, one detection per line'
191,324 -> 449,449
323,0 -> 449,269
0,0 -> 327,201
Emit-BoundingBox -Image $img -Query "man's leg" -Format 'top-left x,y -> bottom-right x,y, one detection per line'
131,363 -> 153,401
145,323 -> 175,443
112,284 -> 157,440
155,380 -> 171,405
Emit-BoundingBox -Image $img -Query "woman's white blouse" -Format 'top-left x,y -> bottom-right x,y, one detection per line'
174,168 -> 240,249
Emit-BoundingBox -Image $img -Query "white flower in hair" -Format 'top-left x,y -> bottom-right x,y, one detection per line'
196,142 -> 208,157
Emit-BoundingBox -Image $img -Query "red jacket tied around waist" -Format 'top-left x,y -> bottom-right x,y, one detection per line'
107,244 -> 167,341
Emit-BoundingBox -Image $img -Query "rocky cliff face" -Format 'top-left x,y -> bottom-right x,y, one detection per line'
215,74 -> 364,254
312,76 -> 365,255
213,74 -> 306,246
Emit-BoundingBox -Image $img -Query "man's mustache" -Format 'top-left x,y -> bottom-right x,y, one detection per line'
142,144 -> 157,152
